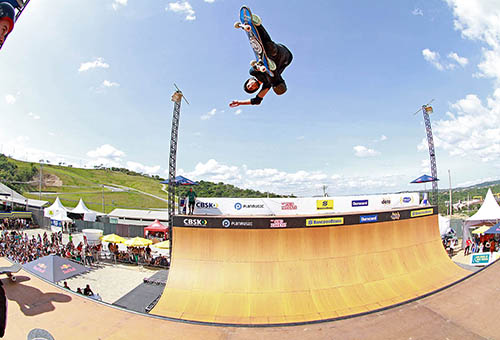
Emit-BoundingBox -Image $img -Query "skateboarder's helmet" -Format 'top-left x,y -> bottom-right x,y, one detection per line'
244,77 -> 260,94
0,3 -> 15,34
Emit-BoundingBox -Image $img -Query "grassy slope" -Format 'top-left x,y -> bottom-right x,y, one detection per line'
12,160 -> 168,213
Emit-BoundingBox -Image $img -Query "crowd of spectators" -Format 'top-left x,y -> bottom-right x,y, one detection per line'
0,226 -> 100,266
1,218 -> 169,269
464,235 -> 498,256
1,217 -> 33,230
107,243 -> 169,268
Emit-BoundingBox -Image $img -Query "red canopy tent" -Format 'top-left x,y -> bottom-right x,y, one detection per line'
144,219 -> 169,240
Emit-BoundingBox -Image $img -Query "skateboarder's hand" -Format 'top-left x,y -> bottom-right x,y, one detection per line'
229,100 -> 241,108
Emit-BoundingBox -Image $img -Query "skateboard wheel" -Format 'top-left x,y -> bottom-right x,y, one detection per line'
11,276 -> 16,282
252,14 -> 262,26
234,22 -> 241,29
250,60 -> 257,67
242,24 -> 251,32
257,65 -> 266,73
267,59 -> 277,71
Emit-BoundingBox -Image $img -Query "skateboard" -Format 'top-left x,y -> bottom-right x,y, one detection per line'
235,6 -> 274,77
0,263 -> 21,282
0,0 -> 31,50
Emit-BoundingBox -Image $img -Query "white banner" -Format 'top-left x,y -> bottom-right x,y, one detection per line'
191,193 -> 421,216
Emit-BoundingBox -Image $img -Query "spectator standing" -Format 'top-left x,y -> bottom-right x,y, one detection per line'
187,187 -> 197,215
464,238 -> 471,256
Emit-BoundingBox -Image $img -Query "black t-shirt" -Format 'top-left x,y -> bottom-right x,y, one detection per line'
249,46 -> 291,88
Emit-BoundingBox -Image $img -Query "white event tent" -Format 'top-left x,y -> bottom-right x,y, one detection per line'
70,199 -> 97,222
43,196 -> 70,221
463,188 -> 500,245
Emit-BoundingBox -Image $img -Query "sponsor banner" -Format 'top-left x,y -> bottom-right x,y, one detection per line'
192,198 -> 223,216
306,217 -> 344,227
360,214 -> 378,223
231,199 -> 273,216
391,212 -> 401,220
221,219 -> 254,228
183,193 -> 422,217
50,219 -> 62,227
281,202 -> 297,211
316,200 -> 334,210
182,218 -> 208,227
352,200 -> 368,207
60,264 -> 76,274
410,208 -> 433,218
470,252 -> 493,266
270,219 -> 287,228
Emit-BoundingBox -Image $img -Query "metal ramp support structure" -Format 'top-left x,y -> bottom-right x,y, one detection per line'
421,104 -> 438,205
167,88 -> 186,260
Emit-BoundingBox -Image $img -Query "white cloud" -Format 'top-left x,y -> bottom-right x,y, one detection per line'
112,0 -> 127,10
5,94 -> 16,104
297,136 -> 305,140
353,145 -> 379,157
412,8 -> 423,16
234,109 -> 242,115
204,0 -> 215,3
429,91 -> 500,161
28,112 -> 40,120
102,80 -> 120,88
178,159 -> 405,196
448,52 -> 469,67
15,136 -> 30,144
166,1 -> 196,21
445,0 -> 500,81
126,161 -> 161,175
87,144 -> 125,162
201,108 -> 217,120
424,1 -> 500,163
78,58 -> 110,73
422,48 -> 467,70
422,49 -> 445,71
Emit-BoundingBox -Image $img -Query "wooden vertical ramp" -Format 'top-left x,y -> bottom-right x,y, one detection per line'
150,209 -> 469,325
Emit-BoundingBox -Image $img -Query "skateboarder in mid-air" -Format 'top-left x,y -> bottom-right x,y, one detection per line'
229,12 -> 293,107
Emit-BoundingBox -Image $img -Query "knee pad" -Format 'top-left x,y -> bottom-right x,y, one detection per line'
273,83 -> 287,95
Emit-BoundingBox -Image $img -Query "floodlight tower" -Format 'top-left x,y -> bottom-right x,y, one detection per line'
421,103 -> 438,205
167,84 -> 188,259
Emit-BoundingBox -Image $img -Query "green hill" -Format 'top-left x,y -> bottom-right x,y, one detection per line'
0,155 -> 284,213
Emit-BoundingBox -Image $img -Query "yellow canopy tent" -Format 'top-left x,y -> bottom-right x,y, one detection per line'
124,237 -> 153,247
152,241 -> 170,249
472,226 -> 491,234
101,234 -> 126,243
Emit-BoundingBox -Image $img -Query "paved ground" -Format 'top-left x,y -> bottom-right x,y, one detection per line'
15,228 -> 167,303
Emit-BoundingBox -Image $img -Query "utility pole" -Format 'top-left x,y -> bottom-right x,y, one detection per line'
448,169 -> 452,217
322,185 -> 328,197
38,160 -> 43,200
102,185 -> 105,213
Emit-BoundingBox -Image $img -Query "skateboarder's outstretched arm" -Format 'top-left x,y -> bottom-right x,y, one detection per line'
230,87 -> 270,107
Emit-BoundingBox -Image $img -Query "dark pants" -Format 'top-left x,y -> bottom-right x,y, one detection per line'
255,24 -> 293,94
188,201 -> 195,214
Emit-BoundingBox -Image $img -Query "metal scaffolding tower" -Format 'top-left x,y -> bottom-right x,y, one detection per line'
167,85 -> 188,260
421,104 -> 438,205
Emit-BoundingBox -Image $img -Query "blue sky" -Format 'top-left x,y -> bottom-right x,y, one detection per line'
1,0 -> 500,196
